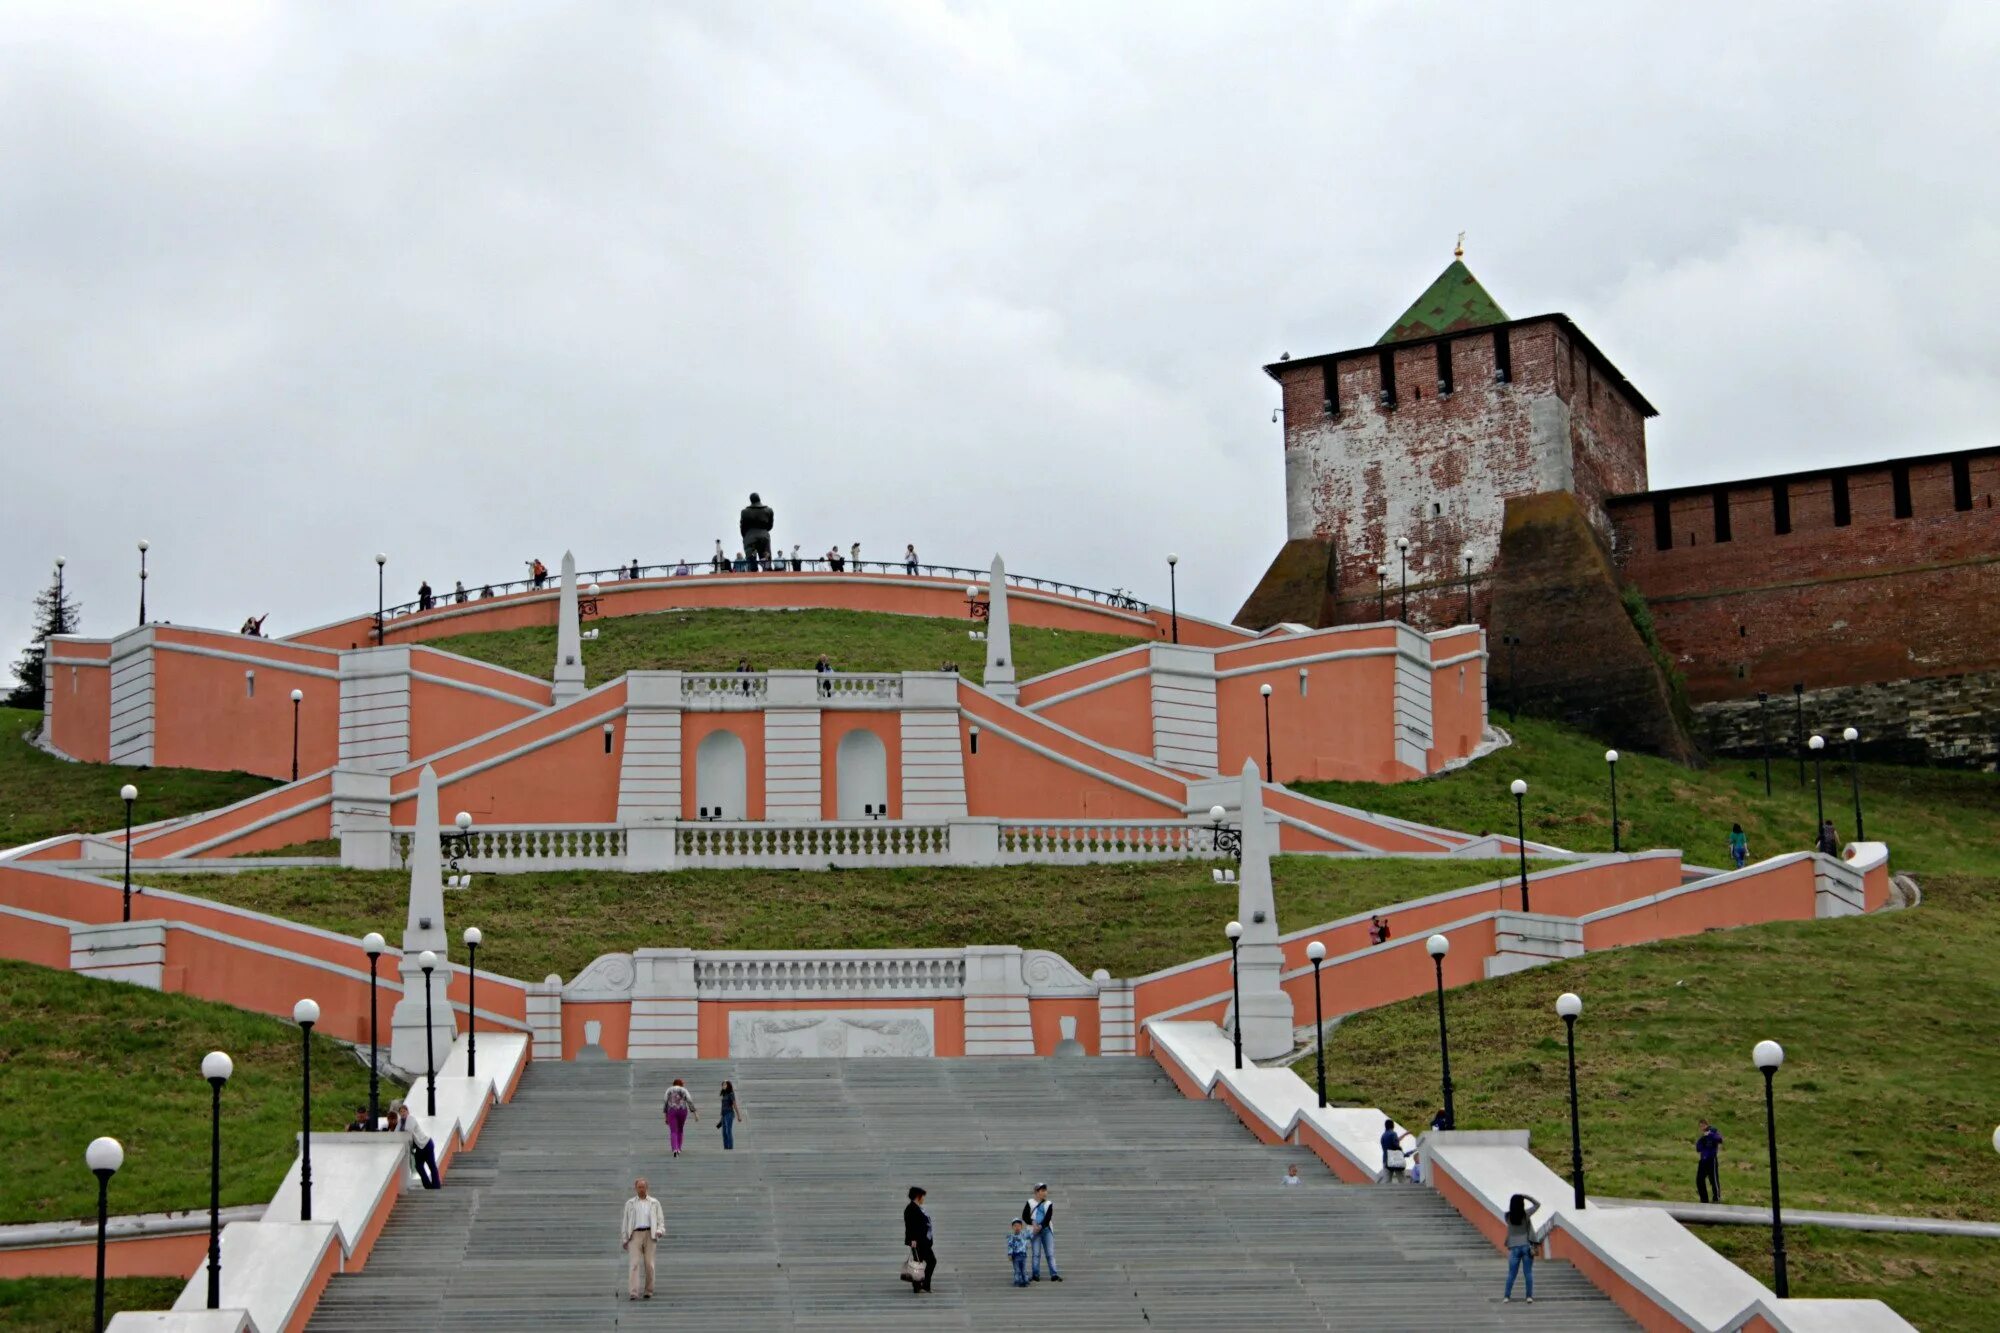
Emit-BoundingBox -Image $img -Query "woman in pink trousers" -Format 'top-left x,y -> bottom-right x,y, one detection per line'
663,1079 -> 698,1157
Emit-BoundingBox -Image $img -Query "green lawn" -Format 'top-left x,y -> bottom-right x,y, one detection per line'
1297,872 -> 2000,1329
1294,715 -> 1999,878
1,707 -> 277,850
0,959 -> 405,1225
428,606 -> 1142,688
157,857 -> 1537,984
0,1277 -> 186,1332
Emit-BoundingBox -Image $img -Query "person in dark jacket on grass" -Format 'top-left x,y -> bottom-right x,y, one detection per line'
1695,1119 -> 1724,1202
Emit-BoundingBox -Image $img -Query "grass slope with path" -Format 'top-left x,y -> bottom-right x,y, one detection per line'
428,606 -> 1142,688
1,707 -> 276,850
0,959 -> 404,1226
1287,716 -> 2000,1329
156,857 -> 1539,986
0,1277 -> 186,1332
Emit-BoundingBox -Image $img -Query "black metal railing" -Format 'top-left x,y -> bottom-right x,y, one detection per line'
374,558 -> 1153,626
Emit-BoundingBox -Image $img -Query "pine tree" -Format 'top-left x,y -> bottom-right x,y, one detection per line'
6,571 -> 81,710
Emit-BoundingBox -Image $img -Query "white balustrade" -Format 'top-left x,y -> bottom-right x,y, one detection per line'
680,673 -> 769,706
995,821 -> 1208,864
676,820 -> 952,869
694,952 -> 967,999
393,824 -> 627,871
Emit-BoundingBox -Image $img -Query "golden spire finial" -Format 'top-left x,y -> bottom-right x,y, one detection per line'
1454,231 -> 1465,260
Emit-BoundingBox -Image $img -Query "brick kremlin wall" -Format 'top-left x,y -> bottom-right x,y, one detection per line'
1693,670 -> 2000,772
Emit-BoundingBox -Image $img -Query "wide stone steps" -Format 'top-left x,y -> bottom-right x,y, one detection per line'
309,1058 -> 1631,1330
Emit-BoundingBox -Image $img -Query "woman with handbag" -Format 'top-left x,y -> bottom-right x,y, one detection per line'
902,1186 -> 936,1294
1380,1118 -> 1407,1182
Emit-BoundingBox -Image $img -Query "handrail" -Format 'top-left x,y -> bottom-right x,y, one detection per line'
372,558 -> 1154,626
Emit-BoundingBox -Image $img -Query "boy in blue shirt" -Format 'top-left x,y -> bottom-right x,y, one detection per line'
1007,1218 -> 1030,1287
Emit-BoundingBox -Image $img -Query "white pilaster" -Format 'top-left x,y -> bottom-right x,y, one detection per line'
390,765 -> 457,1070
1392,624 -> 1434,773
763,709 -> 822,821
338,648 -> 411,773
983,554 -> 1017,704
552,550 -> 585,706
963,945 -> 1034,1055
108,629 -> 156,767
629,948 -> 699,1061
1149,643 -> 1219,774
900,702 -> 967,820
525,976 -> 564,1062
617,676 -> 685,824
1232,759 -> 1294,1060
333,769 -> 394,869
70,920 -> 168,989
1095,970 -> 1136,1056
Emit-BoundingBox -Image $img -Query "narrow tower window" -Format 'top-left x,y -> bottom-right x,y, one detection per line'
1772,482 -> 1791,536
1435,340 -> 1453,396
1376,349 -> 1397,409
1492,328 -> 1512,384
1712,489 -> 1732,543
1831,473 -> 1851,527
1322,362 -> 1338,418
1952,456 -> 1973,511
1892,464 -> 1913,519
1652,497 -> 1673,552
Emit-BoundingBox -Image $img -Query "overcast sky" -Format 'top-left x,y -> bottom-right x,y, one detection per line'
6,2 -> 1996,683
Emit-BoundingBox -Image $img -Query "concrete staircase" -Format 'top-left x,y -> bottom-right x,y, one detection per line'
310,1059 -> 1631,1330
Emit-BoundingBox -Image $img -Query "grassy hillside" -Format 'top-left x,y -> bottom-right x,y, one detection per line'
428,606 -> 1141,687
1295,715 -> 1998,877
1,706 -> 276,849
0,959 -> 404,1225
158,857 -> 1540,984
0,1278 -> 186,1333
1297,873 -> 2000,1329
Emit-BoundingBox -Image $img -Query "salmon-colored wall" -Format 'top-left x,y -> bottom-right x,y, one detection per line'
0,1230 -> 208,1280
819,713 -> 903,820
1296,1118 -> 1376,1184
1263,788 -> 1451,853
1582,859 -> 1816,950
129,776 -> 335,858
963,721 -> 1181,819
149,650 -> 338,781
1542,1224 -> 1702,1333
291,572 -> 1163,649
46,652 -> 111,762
389,682 -> 627,792
1027,997 -> 1098,1055
1431,1160 -> 1510,1249
1429,656 -> 1486,770
561,1000 -> 631,1059
696,997 -> 966,1057
1214,625 -> 1401,670
408,648 -> 553,704
679,713 -> 766,821
281,1235 -> 341,1333
407,678 -> 543,770
2,910 -> 73,967
1015,646 -> 1150,707
1028,674 -> 1156,759
1217,656 -> 1407,783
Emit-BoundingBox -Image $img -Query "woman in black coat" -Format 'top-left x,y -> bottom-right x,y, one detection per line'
903,1186 -> 935,1294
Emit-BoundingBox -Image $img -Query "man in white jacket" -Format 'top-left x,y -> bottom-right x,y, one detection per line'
620,1178 -> 667,1302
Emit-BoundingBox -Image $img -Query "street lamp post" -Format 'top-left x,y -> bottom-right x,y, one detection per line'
293,999 -> 319,1221
87,1137 -> 123,1333
362,932 -> 385,1130
202,1051 -> 232,1307
1462,551 -> 1474,624
120,784 -> 137,922
1605,750 -> 1621,853
289,688 -> 304,782
1259,683 -> 1274,780
1808,735 -> 1826,842
1426,934 -> 1454,1130
1843,727 -> 1865,840
1395,536 -> 1410,622
420,950 -> 439,1116
1224,921 -> 1244,1071
1376,565 -> 1387,621
1510,779 -> 1531,911
374,553 -> 388,645
1556,993 -> 1585,1209
463,927 -> 482,1078
1754,1040 -> 1790,1297
54,557 -> 66,635
1306,940 -> 1327,1108
1166,554 -> 1179,644
1792,683 -> 1805,785
1758,690 -> 1772,796
137,540 -> 149,625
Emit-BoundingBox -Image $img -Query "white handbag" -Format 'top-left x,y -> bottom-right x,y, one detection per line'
1385,1148 -> 1407,1170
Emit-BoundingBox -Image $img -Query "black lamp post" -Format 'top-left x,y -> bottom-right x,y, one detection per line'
1225,920 -> 1244,1071
1792,683 -> 1805,785
1605,749 -> 1621,853
87,1137 -> 123,1333
1510,779 -> 1531,911
1166,553 -> 1180,644
1426,934 -> 1455,1130
202,1050 -> 232,1306
1556,993 -> 1585,1209
1758,690 -> 1772,796
1462,551 -> 1474,624
421,949 -> 439,1116
1395,536 -> 1410,622
293,998 -> 319,1221
374,553 -> 388,644
1259,683 -> 1274,780
1754,1040 -> 1790,1297
1376,564 -> 1387,621
1306,940 -> 1327,1108
136,539 -> 149,625
120,783 -> 137,922
289,688 -> 304,782
463,927 -> 482,1079
1808,734 -> 1826,844
1843,727 -> 1865,840
53,557 -> 66,634
362,932 -> 385,1131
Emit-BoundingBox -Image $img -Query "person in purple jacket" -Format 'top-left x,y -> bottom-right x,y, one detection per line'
1695,1119 -> 1724,1202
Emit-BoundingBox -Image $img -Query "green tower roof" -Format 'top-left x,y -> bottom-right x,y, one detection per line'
1377,259 -> 1509,344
